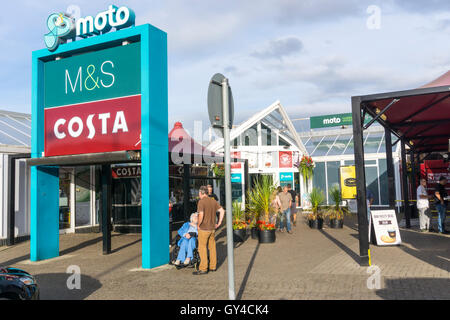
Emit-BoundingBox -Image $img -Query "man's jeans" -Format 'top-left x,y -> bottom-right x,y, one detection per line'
435,203 -> 447,233
279,208 -> 291,231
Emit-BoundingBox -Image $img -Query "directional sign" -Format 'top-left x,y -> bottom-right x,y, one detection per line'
207,73 -> 234,137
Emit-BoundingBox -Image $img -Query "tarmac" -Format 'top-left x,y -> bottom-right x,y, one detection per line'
0,214 -> 449,300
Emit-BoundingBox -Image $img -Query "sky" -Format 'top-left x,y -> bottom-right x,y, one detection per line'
2,0 -> 450,137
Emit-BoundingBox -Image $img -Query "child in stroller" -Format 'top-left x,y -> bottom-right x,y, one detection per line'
171,213 -> 200,269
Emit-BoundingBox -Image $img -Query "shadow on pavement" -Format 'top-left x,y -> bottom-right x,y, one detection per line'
111,237 -> 142,254
398,229 -> 450,274
376,278 -> 450,300
236,242 -> 260,300
319,229 -> 360,265
35,273 -> 102,300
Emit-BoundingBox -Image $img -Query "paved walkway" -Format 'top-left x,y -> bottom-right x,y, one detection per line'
0,215 -> 449,300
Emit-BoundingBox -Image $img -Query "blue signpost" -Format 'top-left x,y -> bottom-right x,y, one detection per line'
31,21 -> 168,269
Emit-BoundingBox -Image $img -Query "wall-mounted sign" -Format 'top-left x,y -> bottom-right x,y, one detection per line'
231,173 -> 242,183
112,166 -> 141,178
45,95 -> 141,156
279,151 -> 292,168
280,172 -> 293,182
44,42 -> 141,157
45,5 -> 135,51
44,42 -> 140,108
339,165 -> 356,199
310,113 -> 372,129
370,210 -> 401,246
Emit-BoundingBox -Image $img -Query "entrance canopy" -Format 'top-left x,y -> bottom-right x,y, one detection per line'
358,71 -> 450,154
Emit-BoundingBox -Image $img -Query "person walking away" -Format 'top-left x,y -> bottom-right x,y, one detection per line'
270,189 -> 282,226
434,176 -> 449,234
278,186 -> 293,233
417,178 -> 431,232
287,184 -> 298,227
194,186 -> 225,275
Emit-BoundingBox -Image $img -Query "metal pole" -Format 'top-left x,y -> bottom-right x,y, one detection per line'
101,164 -> 112,254
400,141 -> 411,228
222,77 -> 236,300
411,150 -> 417,219
351,97 -> 370,266
7,156 -> 16,246
384,127 -> 396,210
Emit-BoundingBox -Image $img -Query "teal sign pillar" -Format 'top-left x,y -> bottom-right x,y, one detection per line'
31,24 -> 168,268
30,166 -> 60,261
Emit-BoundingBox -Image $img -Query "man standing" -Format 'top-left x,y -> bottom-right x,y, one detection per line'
434,176 -> 449,234
278,186 -> 293,233
417,178 -> 431,232
207,184 -> 218,201
287,184 -> 297,227
194,186 -> 225,275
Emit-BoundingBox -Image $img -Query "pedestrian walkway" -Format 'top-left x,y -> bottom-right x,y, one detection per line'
0,215 -> 449,299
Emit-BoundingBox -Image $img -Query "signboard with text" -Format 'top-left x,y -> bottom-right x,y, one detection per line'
279,151 -> 292,168
310,113 -> 372,129
43,42 -> 141,156
371,210 -> 401,246
339,165 -> 357,199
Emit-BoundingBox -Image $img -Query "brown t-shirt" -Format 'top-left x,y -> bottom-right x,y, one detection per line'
197,197 -> 221,231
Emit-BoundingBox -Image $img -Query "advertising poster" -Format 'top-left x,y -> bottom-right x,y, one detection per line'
279,151 -> 292,168
339,165 -> 357,199
371,210 -> 401,246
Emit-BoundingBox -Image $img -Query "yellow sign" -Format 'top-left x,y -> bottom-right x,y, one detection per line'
340,165 -> 357,199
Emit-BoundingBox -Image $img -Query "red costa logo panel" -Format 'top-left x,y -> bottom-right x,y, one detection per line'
45,95 -> 141,156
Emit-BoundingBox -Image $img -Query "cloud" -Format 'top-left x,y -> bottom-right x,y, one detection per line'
251,36 -> 303,60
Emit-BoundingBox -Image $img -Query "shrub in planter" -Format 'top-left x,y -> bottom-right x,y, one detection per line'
232,201 -> 247,242
326,185 -> 350,229
307,187 -> 325,229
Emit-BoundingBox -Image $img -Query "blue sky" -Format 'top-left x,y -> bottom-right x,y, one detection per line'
2,0 -> 450,135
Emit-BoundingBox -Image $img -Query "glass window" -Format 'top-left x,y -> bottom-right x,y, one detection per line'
242,124 -> 258,146
365,166 -> 379,205
313,136 -> 336,157
305,136 -> 323,154
378,159 -> 388,205
232,136 -> 240,147
75,166 -> 91,227
326,162 -> 340,204
313,162 -> 326,197
328,135 -> 351,156
279,136 -> 290,146
261,123 -> 277,146
364,133 -> 383,154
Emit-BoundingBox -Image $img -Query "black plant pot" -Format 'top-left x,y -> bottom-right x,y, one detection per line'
329,218 -> 344,229
308,218 -> 323,229
250,227 -> 259,239
258,229 -> 276,243
233,228 -> 246,242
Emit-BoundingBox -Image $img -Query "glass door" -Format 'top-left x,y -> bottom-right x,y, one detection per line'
59,167 -> 75,233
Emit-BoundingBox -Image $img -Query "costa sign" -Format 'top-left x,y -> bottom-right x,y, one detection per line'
44,95 -> 141,156
112,166 -> 141,178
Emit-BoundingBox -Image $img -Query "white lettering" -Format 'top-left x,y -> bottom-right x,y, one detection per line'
98,113 -> 110,134
100,61 -> 115,88
94,11 -> 108,32
112,111 -> 128,133
68,117 -> 83,138
86,114 -> 95,139
54,119 -> 66,139
76,16 -> 95,37
65,67 -> 82,94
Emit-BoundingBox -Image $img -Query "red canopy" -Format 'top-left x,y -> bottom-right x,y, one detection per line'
364,71 -> 450,153
168,122 -> 219,163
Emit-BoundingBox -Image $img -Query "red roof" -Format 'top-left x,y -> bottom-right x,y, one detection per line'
168,122 -> 218,163
365,71 -> 450,153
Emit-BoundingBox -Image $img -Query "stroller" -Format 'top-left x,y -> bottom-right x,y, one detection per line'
170,232 -> 201,270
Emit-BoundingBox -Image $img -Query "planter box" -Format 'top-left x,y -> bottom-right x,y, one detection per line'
259,229 -> 276,243
250,227 -> 259,239
329,218 -> 344,229
308,218 -> 323,229
233,228 -> 246,242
